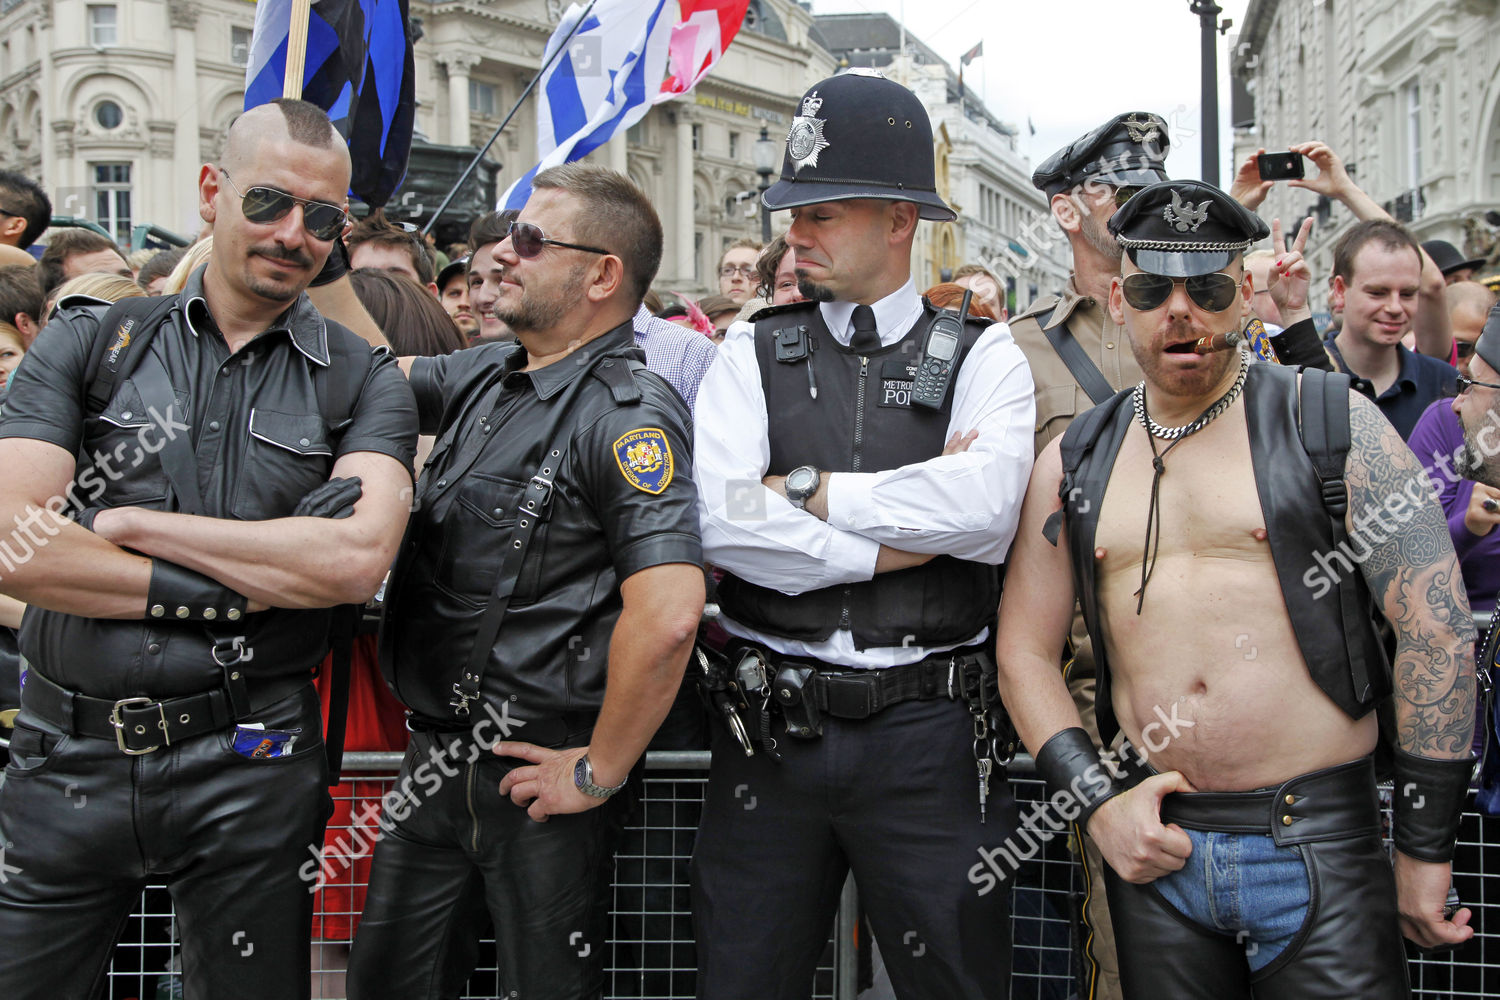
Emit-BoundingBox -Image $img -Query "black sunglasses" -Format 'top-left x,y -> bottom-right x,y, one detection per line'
1121,272 -> 1242,313
506,220 -> 610,260
1113,186 -> 1144,209
1456,341 -> 1477,359
1457,375 -> 1500,394
218,168 -> 347,242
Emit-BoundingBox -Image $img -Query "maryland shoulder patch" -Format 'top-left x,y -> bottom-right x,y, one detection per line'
613,427 -> 674,494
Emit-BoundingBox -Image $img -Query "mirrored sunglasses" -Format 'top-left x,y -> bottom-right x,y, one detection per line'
219,168 -> 346,242
1121,272 -> 1241,313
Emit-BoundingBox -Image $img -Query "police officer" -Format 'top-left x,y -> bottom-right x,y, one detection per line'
347,163 -> 705,1000
0,99 -> 417,998
1006,112 -> 1169,1000
691,71 -> 1035,999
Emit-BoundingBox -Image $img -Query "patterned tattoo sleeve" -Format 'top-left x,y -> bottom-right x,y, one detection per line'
1344,394 -> 1477,758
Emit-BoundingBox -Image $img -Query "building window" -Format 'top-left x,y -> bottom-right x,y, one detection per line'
627,121 -> 644,145
92,162 -> 132,245
1405,81 -> 1422,191
230,26 -> 252,67
694,230 -> 703,284
88,5 -> 118,47
469,80 -> 497,117
94,101 -> 123,130
728,131 -> 739,160
691,124 -> 701,153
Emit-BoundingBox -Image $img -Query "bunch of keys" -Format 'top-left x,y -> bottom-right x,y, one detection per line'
973,710 -> 993,824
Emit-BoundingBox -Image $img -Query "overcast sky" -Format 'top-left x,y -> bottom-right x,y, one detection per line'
808,0 -> 1254,187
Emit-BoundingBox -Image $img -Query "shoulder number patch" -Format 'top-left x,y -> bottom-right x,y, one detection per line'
613,427 -> 674,495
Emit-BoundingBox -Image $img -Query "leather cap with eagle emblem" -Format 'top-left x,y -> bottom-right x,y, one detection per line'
1108,180 -> 1270,278
1475,302 -> 1500,375
1031,112 -> 1171,199
760,71 -> 956,222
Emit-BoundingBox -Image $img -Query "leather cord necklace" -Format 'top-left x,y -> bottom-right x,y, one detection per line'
1130,352 -> 1250,613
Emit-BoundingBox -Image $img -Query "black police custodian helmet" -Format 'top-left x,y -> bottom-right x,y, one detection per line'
1475,303 -> 1500,375
761,71 -> 955,222
1108,180 -> 1269,278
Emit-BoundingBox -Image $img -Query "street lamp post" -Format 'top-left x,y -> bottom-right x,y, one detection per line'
1190,0 -> 1224,186
752,124 -> 779,244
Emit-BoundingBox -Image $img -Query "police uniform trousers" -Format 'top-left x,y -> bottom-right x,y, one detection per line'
1104,758 -> 1410,1000
691,695 -> 1018,1000
346,726 -> 634,1000
0,684 -> 329,1000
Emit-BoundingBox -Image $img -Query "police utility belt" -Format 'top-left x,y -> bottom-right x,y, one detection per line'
695,641 -> 1015,762
20,663 -> 306,756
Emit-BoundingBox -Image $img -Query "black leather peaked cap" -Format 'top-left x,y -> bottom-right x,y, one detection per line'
761,71 -> 955,222
1031,112 -> 1171,200
1108,180 -> 1270,278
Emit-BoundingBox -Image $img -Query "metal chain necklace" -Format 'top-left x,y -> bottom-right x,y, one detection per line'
1131,352 -> 1250,613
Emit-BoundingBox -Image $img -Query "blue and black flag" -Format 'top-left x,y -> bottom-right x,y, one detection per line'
244,0 -> 415,209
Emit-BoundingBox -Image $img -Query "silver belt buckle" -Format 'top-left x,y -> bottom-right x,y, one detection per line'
110,697 -> 166,755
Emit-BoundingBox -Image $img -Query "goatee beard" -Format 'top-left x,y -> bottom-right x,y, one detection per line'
797,274 -> 834,303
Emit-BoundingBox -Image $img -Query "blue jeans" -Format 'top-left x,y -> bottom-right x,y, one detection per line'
1153,828 -> 1311,972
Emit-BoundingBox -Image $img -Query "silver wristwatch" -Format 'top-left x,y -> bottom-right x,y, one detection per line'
785,465 -> 821,510
573,753 -> 628,799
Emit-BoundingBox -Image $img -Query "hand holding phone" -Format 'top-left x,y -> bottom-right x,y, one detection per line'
1257,151 -> 1306,181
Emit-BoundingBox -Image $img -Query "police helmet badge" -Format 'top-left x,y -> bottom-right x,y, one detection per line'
786,91 -> 830,173
613,427 -> 674,495
1163,189 -> 1210,232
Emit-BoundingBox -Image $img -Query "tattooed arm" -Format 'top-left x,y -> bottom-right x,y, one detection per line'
1344,391 -> 1477,949
1345,394 -> 1476,757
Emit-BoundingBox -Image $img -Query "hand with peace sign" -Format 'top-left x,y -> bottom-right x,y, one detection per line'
1264,216 -> 1315,328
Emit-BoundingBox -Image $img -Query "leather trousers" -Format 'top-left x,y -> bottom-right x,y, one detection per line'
1105,758 -> 1410,999
346,727 -> 633,1000
0,684 -> 330,1000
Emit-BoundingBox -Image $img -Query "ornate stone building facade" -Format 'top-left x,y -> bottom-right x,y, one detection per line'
0,0 -> 1060,299
1232,0 -> 1500,304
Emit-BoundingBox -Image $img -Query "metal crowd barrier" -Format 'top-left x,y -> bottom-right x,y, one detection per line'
105,752 -> 1500,999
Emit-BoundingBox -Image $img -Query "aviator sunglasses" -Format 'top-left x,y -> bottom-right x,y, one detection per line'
218,168 -> 347,242
1121,272 -> 1242,313
506,220 -> 611,259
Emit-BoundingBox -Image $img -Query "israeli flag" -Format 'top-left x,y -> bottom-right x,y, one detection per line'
499,0 -> 673,211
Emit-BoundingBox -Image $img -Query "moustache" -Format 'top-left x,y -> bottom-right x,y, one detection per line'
250,245 -> 314,268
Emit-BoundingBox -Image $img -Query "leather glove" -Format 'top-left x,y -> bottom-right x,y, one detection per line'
293,476 -> 363,519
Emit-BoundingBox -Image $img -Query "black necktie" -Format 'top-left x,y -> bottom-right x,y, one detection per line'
849,304 -> 881,354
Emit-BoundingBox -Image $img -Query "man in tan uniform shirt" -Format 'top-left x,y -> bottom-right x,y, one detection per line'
1005,112 -> 1170,1000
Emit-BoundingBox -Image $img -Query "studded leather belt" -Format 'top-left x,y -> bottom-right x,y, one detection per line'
1157,756 -> 1381,847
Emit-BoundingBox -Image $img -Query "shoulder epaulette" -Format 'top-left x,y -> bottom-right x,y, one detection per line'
592,356 -> 643,405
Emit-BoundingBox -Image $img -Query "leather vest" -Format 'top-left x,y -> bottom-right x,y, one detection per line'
716,300 -> 1001,650
1055,363 -> 1390,744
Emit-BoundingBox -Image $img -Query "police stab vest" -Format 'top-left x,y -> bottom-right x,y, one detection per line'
716,300 -> 1001,650
1054,363 -> 1390,744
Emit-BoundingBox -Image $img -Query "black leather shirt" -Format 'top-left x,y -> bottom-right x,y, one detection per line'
0,268 -> 417,699
383,322 -> 702,724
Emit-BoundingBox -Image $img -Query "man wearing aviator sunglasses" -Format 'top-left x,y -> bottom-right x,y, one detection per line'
0,99 -> 418,999
1001,179 -> 1477,1000
349,163 -> 704,1000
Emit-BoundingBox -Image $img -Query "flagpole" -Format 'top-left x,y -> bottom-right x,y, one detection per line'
282,0 -> 312,100
421,0 -> 601,237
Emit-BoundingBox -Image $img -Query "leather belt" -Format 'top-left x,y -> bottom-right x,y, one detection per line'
744,644 -> 989,721
1158,756 -> 1381,847
21,667 -> 309,755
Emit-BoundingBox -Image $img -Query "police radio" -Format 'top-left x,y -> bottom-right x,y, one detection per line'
911,290 -> 970,409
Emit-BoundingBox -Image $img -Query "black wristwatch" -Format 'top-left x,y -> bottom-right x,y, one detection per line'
573,754 -> 628,799
785,466 -> 821,510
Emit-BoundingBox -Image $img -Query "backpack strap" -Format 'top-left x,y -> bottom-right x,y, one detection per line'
82,295 -> 182,415
1296,368 -> 1373,704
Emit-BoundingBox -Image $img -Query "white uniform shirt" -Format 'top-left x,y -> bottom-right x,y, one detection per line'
694,279 -> 1036,668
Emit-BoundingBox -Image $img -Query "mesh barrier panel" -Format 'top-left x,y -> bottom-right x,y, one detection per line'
103,754 -> 1498,999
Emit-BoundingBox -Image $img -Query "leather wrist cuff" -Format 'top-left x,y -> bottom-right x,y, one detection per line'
310,236 -> 350,287
1392,747 -> 1473,863
146,559 -> 248,624
1269,318 -> 1333,371
1033,726 -> 1127,830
